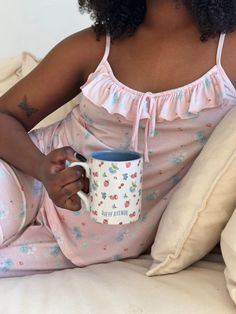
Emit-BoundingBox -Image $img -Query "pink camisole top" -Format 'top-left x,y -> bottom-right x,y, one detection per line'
36,33 -> 236,266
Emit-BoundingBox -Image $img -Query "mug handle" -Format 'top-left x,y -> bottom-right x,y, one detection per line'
69,162 -> 90,211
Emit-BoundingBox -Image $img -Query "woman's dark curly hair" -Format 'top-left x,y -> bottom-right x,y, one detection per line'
78,0 -> 236,42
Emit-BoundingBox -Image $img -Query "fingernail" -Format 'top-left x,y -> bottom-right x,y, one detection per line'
75,153 -> 87,162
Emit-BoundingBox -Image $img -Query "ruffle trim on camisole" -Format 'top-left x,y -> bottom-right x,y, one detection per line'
82,62 -> 226,121
81,61 -> 229,161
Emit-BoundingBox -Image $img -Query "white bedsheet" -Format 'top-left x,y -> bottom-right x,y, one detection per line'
0,255 -> 234,314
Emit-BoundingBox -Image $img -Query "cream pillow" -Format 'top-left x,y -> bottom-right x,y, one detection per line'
221,208 -> 236,305
147,105 -> 236,276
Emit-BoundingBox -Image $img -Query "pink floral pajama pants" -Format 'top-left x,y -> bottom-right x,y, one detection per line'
0,158 -> 75,277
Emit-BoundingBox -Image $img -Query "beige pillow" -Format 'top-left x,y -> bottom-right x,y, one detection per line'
147,105 -> 236,276
221,208 -> 236,305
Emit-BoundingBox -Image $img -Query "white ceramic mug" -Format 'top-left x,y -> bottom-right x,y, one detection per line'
70,150 -> 143,225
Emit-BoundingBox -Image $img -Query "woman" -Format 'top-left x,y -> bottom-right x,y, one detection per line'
0,0 -> 236,276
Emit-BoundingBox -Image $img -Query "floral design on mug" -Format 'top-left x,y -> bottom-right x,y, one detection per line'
91,180 -> 98,191
109,163 -> 119,174
130,182 -> 137,193
109,194 -> 118,201
118,183 -> 125,189
101,192 -> 107,200
129,212 -> 136,218
74,153 -> 143,225
122,173 -> 128,180
125,201 -> 130,208
104,180 -> 110,187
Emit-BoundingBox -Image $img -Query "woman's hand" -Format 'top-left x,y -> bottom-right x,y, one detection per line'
38,147 -> 89,211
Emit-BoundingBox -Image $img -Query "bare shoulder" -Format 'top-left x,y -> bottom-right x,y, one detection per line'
222,30 -> 236,88
56,27 -> 106,82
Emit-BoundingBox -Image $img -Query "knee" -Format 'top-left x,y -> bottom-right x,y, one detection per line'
0,160 -> 27,247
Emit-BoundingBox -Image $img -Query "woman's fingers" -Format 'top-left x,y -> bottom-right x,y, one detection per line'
58,166 -> 86,187
60,180 -> 86,211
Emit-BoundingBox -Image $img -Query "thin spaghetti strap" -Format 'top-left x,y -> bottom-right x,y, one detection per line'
101,34 -> 111,63
216,33 -> 226,66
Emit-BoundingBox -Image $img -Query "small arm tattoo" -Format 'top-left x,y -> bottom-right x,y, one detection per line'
18,96 -> 39,118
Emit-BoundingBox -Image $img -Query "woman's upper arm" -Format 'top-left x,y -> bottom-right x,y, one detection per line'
0,28 -> 105,131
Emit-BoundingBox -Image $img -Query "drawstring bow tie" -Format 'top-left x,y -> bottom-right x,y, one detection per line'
130,93 -> 157,162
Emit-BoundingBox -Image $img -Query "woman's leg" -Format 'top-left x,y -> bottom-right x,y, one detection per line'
0,223 -> 75,277
0,159 -> 42,247
0,159 -> 74,277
